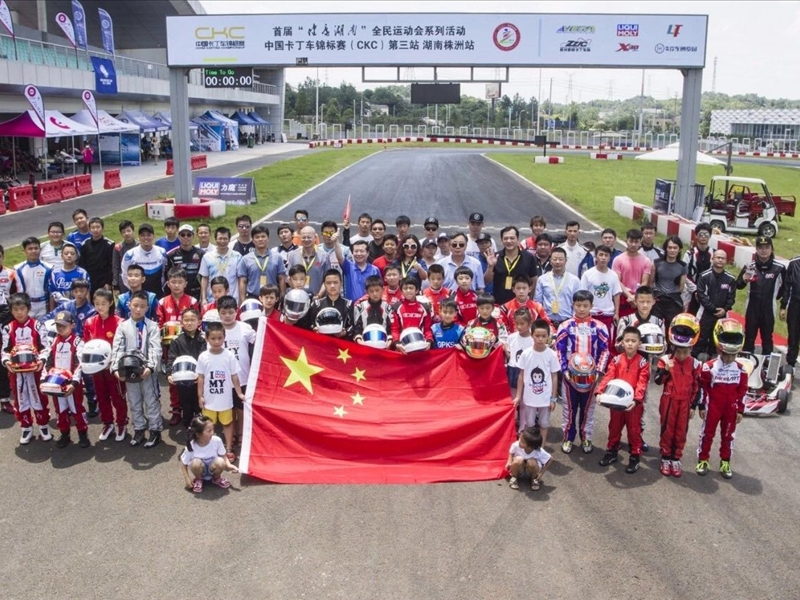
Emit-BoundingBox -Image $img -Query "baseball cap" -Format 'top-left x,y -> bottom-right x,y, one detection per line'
477,232 -> 492,243
424,217 -> 439,228
755,236 -> 773,247
178,224 -> 194,234
469,212 -> 484,223
437,232 -> 449,241
138,223 -> 155,235
54,311 -> 74,326
423,238 -> 438,247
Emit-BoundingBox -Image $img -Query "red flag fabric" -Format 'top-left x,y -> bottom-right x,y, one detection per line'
240,320 -> 515,484
343,195 -> 351,222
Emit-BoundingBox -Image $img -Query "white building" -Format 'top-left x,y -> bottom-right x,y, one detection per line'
710,108 -> 800,140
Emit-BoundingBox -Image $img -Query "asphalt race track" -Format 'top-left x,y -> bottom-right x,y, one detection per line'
2,147 -> 800,599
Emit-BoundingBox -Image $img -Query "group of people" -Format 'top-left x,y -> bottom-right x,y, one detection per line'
1,204 -> 798,492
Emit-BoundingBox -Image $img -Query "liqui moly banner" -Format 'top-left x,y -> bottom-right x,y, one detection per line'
55,12 -> 77,48
98,8 -> 115,56
0,0 -> 15,38
81,90 -> 98,129
24,85 -> 45,129
71,0 -> 88,50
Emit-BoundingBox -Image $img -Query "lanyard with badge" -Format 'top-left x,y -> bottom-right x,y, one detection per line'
254,254 -> 270,288
503,254 -> 520,290
400,260 -> 417,280
302,253 -> 316,287
550,273 -> 567,314
215,251 -> 231,278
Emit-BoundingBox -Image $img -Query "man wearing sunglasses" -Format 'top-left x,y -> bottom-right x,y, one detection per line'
291,209 -> 319,246
436,232 -> 485,292
233,215 -> 255,256
422,217 -> 440,247
683,222 -> 714,314
166,225 -> 204,301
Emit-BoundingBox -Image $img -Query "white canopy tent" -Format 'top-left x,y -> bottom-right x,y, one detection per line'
635,142 -> 726,166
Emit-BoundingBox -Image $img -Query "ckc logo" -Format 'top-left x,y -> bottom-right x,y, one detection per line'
195,26 -> 245,40
667,24 -> 683,37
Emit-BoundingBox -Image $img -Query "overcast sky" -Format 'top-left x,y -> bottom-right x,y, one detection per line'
199,1 -> 800,103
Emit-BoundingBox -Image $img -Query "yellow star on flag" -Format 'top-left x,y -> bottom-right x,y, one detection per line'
337,349 -> 351,364
334,406 -> 348,418
352,367 -> 366,382
281,348 -> 324,394
351,392 -> 365,406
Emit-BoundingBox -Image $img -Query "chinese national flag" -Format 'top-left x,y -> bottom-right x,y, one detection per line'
240,320 -> 515,484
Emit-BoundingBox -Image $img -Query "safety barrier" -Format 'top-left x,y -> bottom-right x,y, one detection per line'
0,195 -> 5,214
35,180 -> 63,205
166,159 -> 174,175
534,156 -> 564,164
75,174 -> 92,196
8,185 -> 35,211
589,152 -> 623,160
104,169 -> 122,190
190,154 -> 208,170
60,176 -> 77,200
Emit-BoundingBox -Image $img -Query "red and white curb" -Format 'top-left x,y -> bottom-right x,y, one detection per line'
534,156 -> 564,164
589,152 -> 623,160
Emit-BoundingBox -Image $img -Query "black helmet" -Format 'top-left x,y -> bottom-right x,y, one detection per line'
118,351 -> 146,382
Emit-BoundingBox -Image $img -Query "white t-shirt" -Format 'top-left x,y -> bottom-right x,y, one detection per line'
197,349 -> 240,411
180,435 -> 227,465
219,322 -> 256,386
507,332 -> 534,368
517,346 -> 560,407
509,441 -> 552,466
580,267 -> 622,316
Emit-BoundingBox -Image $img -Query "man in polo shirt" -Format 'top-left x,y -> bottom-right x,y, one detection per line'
287,225 -> 330,298
484,226 -> 540,305
335,239 -> 380,301
238,223 -> 286,299
436,232 -> 485,292
465,212 -> 497,260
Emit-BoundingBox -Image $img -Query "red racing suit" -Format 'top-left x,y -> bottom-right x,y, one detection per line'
83,313 -> 127,427
422,286 -> 451,323
596,352 -> 650,455
390,299 -> 433,343
697,358 -> 748,462
654,353 -> 702,461
157,293 -> 199,416
1,317 -> 50,427
498,298 -> 552,334
452,288 -> 478,325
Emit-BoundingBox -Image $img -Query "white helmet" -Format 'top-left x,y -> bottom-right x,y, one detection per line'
361,324 -> 388,349
171,356 -> 198,384
400,327 -> 428,353
638,323 -> 666,356
202,309 -> 221,333
597,379 -> 635,411
283,289 -> 311,322
239,298 -> 263,323
315,307 -> 343,335
80,339 -> 112,374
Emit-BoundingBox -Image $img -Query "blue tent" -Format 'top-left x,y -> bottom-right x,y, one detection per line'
248,112 -> 270,125
192,111 -> 239,151
116,110 -> 168,133
230,111 -> 257,125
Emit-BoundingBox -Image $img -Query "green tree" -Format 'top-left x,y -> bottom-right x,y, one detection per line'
324,98 -> 341,124
294,89 -> 310,117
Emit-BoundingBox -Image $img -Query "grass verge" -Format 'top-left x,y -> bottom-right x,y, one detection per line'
487,153 -> 796,337
2,147 -> 382,267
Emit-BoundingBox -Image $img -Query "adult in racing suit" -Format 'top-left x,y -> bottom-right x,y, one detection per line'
735,239 -> 785,355
693,250 -> 736,359
781,252 -> 800,369
683,224 -> 713,314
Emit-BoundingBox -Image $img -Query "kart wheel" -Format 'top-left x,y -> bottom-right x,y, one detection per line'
709,219 -> 726,234
777,389 -> 789,414
758,222 -> 777,238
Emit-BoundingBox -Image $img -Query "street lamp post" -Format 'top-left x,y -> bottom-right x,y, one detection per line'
519,110 -> 527,129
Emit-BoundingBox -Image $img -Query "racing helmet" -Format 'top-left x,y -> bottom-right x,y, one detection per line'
239,298 -> 263,323
669,313 -> 701,348
283,289 -> 311,322
315,307 -> 343,335
638,323 -> 666,356
9,344 -> 39,373
40,367 -> 73,397
568,352 -> 597,392
361,324 -> 388,349
713,318 -> 745,355
80,339 -> 112,375
171,356 -> 198,385
399,327 -> 428,353
201,309 -> 221,333
597,379 -> 635,411
462,327 -> 497,359
161,320 -> 182,346
118,351 -> 146,382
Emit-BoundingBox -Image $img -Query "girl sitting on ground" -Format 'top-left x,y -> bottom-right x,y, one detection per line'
180,415 -> 238,493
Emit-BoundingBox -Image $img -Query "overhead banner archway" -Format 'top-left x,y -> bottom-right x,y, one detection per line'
166,13 -> 708,215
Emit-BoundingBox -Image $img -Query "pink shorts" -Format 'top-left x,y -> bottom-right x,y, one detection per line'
520,404 -> 551,431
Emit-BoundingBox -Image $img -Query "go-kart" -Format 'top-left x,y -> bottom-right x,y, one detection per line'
736,351 -> 792,415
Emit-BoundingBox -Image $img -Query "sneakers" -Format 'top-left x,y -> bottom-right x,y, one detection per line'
561,440 -> 573,454
660,459 -> 673,476
720,460 -> 733,479
78,430 -> 91,448
115,425 -> 127,442
672,460 -> 683,478
56,432 -> 71,449
599,451 -> 618,466
39,425 -> 52,442
86,401 -> 99,418
130,430 -> 146,447
1,401 -> 15,415
581,439 -> 593,454
19,427 -> 34,445
168,413 -> 182,427
509,476 -> 519,490
695,460 -> 710,476
531,478 -> 541,491
98,423 -> 115,441
144,431 -> 161,448
625,456 -> 640,474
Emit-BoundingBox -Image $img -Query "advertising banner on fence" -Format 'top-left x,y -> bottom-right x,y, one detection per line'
653,178 -> 675,213
193,176 -> 257,205
167,13 -> 707,68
